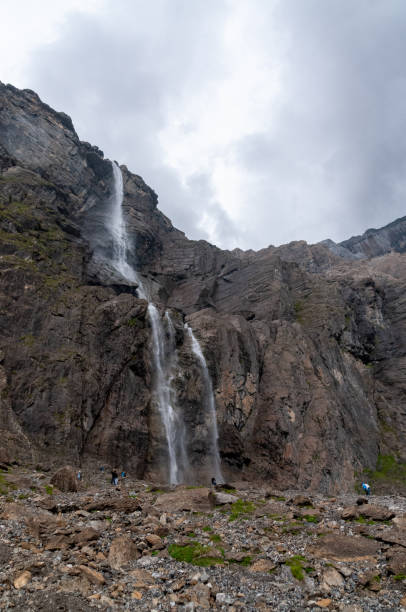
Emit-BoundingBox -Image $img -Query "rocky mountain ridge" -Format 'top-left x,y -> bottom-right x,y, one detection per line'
0,82 -> 405,492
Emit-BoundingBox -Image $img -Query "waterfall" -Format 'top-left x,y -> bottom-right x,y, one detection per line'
107,161 -> 222,485
108,162 -> 189,484
148,304 -> 190,484
110,162 -> 146,299
186,326 -> 223,483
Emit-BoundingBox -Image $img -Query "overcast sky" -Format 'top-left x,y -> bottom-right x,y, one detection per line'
1,0 -> 406,249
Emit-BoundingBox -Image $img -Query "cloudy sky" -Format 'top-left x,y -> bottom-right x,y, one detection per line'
1,0 -> 406,249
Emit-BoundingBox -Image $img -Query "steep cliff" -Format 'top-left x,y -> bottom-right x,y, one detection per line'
1,83 -> 405,492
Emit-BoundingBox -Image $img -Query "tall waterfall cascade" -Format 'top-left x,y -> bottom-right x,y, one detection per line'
107,162 -> 222,484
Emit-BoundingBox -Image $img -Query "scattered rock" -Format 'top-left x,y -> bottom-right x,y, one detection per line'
316,599 -> 332,608
291,495 -> 313,507
13,570 -> 32,589
320,567 -> 345,592
249,559 -> 276,572
50,466 -> 78,493
310,534 -> 379,561
208,491 -> 238,507
108,535 -> 139,569
78,565 -> 105,585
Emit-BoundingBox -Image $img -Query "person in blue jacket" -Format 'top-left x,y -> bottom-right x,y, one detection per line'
362,482 -> 371,496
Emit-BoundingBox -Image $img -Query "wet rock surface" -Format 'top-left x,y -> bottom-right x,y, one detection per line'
0,466 -> 406,610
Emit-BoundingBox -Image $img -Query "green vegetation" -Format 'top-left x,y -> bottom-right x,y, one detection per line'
127,317 -> 142,328
45,485 -> 53,495
354,516 -> 376,525
364,454 -> 406,490
187,532 -> 196,538
302,514 -> 319,523
209,533 -> 222,543
228,499 -> 256,522
20,334 -> 36,347
393,574 -> 406,581
0,470 -> 16,495
168,542 -> 224,567
202,526 -> 213,532
285,555 -> 313,581
151,550 -> 159,556
269,495 -> 286,502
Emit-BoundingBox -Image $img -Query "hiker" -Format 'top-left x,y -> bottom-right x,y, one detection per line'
77,470 -> 82,481
121,471 -> 126,478
211,477 -> 217,487
362,482 -> 371,496
111,470 -> 118,486
100,466 -> 105,472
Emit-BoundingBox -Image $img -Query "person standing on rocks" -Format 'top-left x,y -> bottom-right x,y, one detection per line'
111,470 -> 118,486
77,470 -> 82,481
362,482 -> 371,496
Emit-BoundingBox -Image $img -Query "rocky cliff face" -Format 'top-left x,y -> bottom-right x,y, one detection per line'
1,82 -> 405,492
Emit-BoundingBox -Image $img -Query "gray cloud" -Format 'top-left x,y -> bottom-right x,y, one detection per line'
21,0 -> 406,249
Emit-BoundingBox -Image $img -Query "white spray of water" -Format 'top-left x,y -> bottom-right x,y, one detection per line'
186,325 -> 223,483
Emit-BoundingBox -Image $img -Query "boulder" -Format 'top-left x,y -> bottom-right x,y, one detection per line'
393,515 -> 406,529
341,506 -> 358,520
358,505 -> 396,521
13,570 -> 32,589
249,559 -> 276,573
290,495 -> 313,507
320,567 -> 345,592
386,547 -> 406,575
310,534 -> 379,561
78,565 -> 105,585
153,488 -> 211,512
108,536 -> 139,569
50,466 -> 78,493
208,491 -> 238,507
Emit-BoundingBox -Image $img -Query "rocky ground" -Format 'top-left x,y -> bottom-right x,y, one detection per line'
0,465 -> 406,611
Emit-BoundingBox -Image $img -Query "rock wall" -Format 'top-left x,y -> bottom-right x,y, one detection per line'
1,82 -> 405,491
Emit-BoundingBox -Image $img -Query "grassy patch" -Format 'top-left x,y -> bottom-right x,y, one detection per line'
355,516 -> 377,525
209,534 -> 222,543
168,542 -> 224,567
393,574 -> 406,581
285,555 -> 313,581
229,499 -> 256,522
45,485 -> 53,495
365,454 -> 406,490
303,514 -> 319,524
202,526 -> 213,533
0,470 -> 17,495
